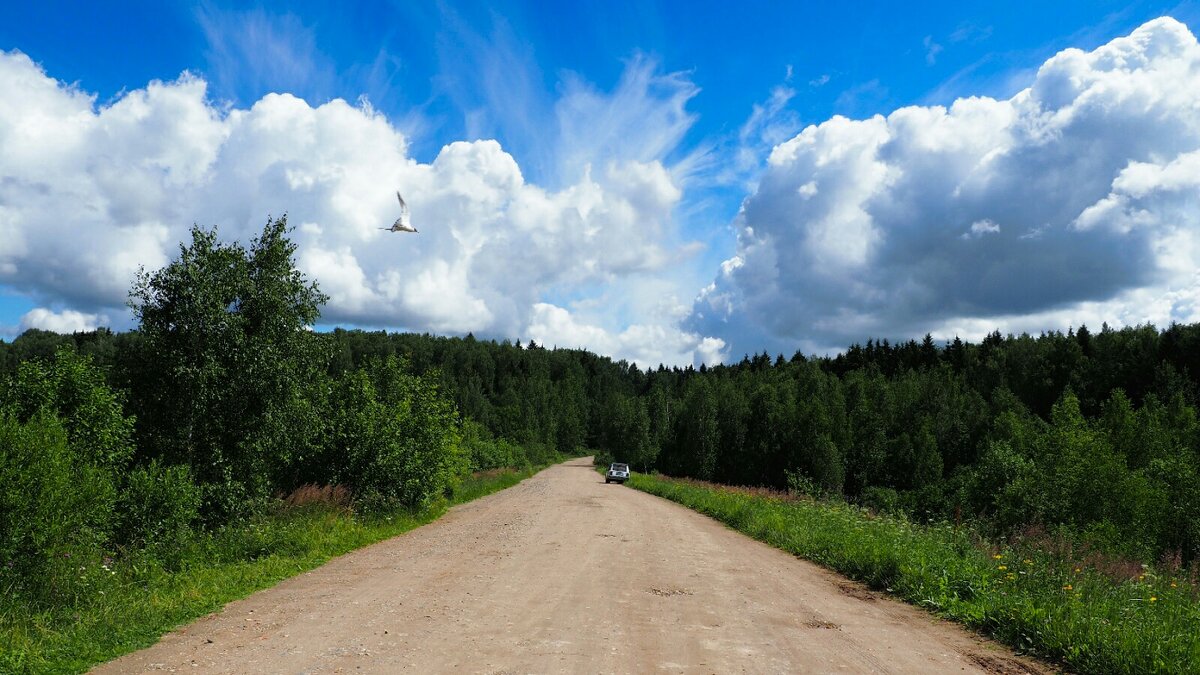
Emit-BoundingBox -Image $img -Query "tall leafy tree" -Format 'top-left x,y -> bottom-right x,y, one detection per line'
128,217 -> 328,517
678,378 -> 720,480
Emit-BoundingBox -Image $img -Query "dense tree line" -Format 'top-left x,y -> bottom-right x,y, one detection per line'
6,222 -> 1200,587
289,322 -> 1200,564
0,321 -> 646,479
624,327 -> 1200,564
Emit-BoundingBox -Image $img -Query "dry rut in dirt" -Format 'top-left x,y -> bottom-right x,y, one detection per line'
95,457 -> 1050,674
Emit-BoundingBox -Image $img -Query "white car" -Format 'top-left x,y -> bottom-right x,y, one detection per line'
605,462 -> 630,484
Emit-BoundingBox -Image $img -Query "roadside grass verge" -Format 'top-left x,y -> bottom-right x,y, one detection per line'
628,472 -> 1200,674
0,462 -> 557,674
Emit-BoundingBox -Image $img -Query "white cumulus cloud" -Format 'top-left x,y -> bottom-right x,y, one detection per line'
19,308 -> 104,333
690,17 -> 1200,354
528,302 -> 725,367
0,49 -> 721,365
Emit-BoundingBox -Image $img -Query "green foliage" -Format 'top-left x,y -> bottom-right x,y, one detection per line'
0,346 -> 134,470
808,434 -> 845,494
0,329 -> 74,371
785,470 -> 820,498
518,440 -> 563,467
329,356 -> 465,510
462,418 -> 523,470
622,329 -> 1200,567
0,411 -> 116,602
860,485 -> 901,515
128,217 -> 329,518
1146,453 -> 1200,560
0,349 -> 137,603
116,461 -> 202,552
676,378 -> 720,479
598,393 -> 656,471
319,329 -> 620,458
967,440 -> 1036,530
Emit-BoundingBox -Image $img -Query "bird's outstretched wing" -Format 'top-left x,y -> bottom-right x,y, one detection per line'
396,191 -> 409,215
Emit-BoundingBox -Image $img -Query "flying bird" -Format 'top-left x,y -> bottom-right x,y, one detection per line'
381,191 -> 418,233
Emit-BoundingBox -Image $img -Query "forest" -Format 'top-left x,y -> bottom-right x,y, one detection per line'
4,219 -> 1200,610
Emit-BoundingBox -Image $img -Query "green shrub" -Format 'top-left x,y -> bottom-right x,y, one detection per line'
520,440 -> 560,467
0,347 -> 134,470
785,469 -> 820,498
116,461 -> 202,552
463,418 -> 523,470
860,485 -> 901,515
331,357 -> 466,509
0,411 -> 116,602
496,438 -> 529,467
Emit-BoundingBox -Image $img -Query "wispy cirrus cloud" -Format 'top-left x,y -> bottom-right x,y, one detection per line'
196,5 -> 338,104
425,6 -> 705,191
923,35 -> 944,65
194,5 -> 423,141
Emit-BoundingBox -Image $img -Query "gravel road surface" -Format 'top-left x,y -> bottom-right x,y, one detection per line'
94,457 -> 1048,674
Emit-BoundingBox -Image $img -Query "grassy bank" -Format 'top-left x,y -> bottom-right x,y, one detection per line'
628,472 -> 1200,674
0,463 -> 553,674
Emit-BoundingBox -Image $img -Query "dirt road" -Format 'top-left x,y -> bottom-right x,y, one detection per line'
95,458 -> 1048,674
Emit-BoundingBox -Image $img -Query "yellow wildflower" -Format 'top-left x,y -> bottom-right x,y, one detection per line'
993,554 -> 1003,560
1150,596 -> 1157,602
1063,584 -> 1073,591
997,565 -> 1007,571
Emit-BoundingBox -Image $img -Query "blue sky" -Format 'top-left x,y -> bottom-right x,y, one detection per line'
8,2 -> 1193,160
2,2 -> 1200,363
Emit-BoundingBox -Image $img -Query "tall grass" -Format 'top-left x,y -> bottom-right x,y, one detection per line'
0,463 -> 553,674
629,473 -> 1200,674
